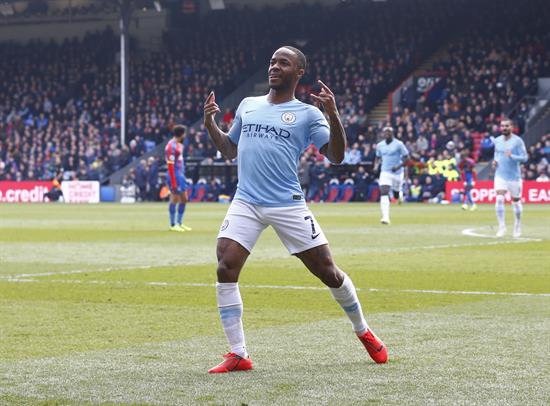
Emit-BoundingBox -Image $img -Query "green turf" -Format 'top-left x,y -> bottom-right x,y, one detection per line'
1,203 -> 549,405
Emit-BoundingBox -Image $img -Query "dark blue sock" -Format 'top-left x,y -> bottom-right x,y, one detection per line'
177,203 -> 186,225
169,203 -> 176,226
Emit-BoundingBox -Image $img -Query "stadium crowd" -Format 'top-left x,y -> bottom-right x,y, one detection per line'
292,0 -> 550,202
0,0 -> 117,20
1,0 -> 549,202
0,0 -> 471,185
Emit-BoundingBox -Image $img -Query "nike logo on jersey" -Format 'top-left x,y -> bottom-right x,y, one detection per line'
245,110 -> 256,114
312,233 -> 320,239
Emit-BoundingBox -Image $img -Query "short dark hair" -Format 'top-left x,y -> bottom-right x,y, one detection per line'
282,46 -> 307,70
173,125 -> 186,137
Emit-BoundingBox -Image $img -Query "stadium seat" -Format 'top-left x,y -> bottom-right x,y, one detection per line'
325,179 -> 341,203
339,181 -> 355,202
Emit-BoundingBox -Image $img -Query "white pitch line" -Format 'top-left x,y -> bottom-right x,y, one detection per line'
0,237 -> 540,281
5,264 -> 156,279
5,277 -> 550,298
462,227 -> 542,242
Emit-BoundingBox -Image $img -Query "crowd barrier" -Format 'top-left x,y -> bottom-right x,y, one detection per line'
2,180 -> 549,204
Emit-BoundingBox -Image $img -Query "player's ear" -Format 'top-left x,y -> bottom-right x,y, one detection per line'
297,68 -> 305,80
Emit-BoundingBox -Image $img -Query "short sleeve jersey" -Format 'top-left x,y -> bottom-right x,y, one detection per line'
165,139 -> 185,177
228,96 -> 330,206
375,138 -> 409,175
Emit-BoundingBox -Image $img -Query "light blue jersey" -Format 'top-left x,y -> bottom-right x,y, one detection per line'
493,134 -> 527,181
228,96 -> 330,206
375,138 -> 409,175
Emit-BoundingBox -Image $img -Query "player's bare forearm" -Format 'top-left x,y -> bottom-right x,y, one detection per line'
203,91 -> 236,159
310,80 -> 345,164
325,112 -> 346,164
205,121 -> 237,160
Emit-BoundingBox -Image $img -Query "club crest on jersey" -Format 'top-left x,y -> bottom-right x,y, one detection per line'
281,112 -> 296,124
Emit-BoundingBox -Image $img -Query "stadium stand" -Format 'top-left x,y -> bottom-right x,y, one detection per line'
1,0 -> 548,202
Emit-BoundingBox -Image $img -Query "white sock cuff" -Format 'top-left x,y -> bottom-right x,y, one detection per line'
330,274 -> 354,301
216,282 -> 242,307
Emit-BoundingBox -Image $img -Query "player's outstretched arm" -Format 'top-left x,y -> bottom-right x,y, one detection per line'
203,91 -> 237,160
311,80 -> 346,164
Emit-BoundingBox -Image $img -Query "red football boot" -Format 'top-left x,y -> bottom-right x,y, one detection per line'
208,352 -> 253,373
358,329 -> 388,364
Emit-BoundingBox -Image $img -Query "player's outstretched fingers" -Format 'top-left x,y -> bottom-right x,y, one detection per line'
205,91 -> 215,105
310,93 -> 331,103
318,80 -> 334,95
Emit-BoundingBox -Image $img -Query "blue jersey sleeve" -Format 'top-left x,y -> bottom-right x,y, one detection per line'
511,138 -> 528,163
308,107 -> 330,150
228,99 -> 245,145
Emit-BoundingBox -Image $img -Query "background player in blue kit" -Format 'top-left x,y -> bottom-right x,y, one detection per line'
374,127 -> 409,224
204,46 -> 388,373
165,125 -> 192,232
492,119 -> 528,237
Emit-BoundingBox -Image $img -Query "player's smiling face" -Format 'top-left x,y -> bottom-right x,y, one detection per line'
268,48 -> 303,91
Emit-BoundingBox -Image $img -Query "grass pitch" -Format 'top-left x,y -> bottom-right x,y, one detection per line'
0,203 -> 549,405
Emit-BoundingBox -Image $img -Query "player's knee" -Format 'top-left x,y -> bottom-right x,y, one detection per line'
216,259 -> 239,282
317,257 -> 343,287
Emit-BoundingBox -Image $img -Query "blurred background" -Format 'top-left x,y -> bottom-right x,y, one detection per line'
0,0 -> 549,204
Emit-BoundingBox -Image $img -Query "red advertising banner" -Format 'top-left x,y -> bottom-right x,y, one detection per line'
446,181 -> 550,204
0,181 -> 51,203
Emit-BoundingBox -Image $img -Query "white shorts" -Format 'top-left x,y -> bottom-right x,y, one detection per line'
379,171 -> 404,192
217,199 -> 329,255
494,177 -> 522,198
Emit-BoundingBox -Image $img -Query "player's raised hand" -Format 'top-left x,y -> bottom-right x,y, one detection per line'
204,91 -> 220,126
310,80 -> 338,116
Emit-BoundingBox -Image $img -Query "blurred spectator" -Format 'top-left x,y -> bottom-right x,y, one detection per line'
352,166 -> 370,202
407,178 -> 422,202
120,175 -> 137,204
147,156 -> 159,201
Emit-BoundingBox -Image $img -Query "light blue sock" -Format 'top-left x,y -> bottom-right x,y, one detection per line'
466,190 -> 473,205
329,274 -> 368,334
169,203 -> 176,226
495,195 -> 505,228
177,203 -> 186,225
